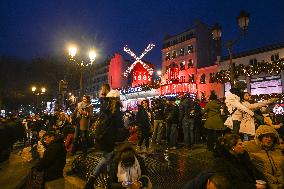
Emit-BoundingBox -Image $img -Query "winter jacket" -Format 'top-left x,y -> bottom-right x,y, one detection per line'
107,155 -> 149,189
204,100 -> 225,130
35,137 -> 66,182
165,104 -> 179,124
212,150 -> 265,189
244,125 -> 284,189
264,115 -> 282,129
152,103 -> 164,120
240,100 -> 271,135
135,105 -> 152,130
94,108 -> 124,153
225,92 -> 254,129
179,99 -> 200,121
225,92 -> 254,121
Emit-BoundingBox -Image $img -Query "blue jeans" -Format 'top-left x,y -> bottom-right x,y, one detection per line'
90,151 -> 114,178
166,123 -> 178,147
152,120 -> 165,144
182,119 -> 195,147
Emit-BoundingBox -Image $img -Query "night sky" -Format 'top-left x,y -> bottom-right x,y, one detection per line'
1,0 -> 284,68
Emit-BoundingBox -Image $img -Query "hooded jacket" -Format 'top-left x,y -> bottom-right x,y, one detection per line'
244,125 -> 284,188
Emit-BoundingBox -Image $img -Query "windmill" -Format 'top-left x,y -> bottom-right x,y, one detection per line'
123,43 -> 155,77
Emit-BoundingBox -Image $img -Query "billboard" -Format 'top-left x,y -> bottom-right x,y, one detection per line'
250,76 -> 282,95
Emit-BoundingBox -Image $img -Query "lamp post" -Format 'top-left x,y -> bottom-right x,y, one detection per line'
212,10 -> 250,87
68,45 -> 96,98
31,86 -> 46,113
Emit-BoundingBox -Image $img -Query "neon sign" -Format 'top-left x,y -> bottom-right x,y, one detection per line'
160,83 -> 197,95
120,86 -> 143,94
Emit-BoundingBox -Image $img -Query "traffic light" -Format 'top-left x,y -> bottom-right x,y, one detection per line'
59,80 -> 68,94
63,81 -> 68,92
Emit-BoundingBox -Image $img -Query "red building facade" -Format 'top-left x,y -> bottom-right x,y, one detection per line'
160,22 -> 222,99
108,53 -> 130,89
131,61 -> 155,87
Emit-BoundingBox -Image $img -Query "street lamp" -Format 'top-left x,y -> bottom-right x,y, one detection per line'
32,86 -> 37,92
212,10 -> 250,87
31,86 -> 47,113
41,87 -> 46,93
68,45 -> 96,98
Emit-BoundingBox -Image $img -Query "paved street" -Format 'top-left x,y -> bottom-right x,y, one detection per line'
71,144 -> 214,189
0,143 -> 214,189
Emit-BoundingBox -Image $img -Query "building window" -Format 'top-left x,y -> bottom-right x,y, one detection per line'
249,58 -> 257,65
271,53 -> 279,61
200,74 -> 206,84
172,51 -> 177,59
168,62 -> 179,82
180,76 -> 186,82
187,45 -> 194,54
188,59 -> 194,68
180,61 -> 186,70
189,74 -> 195,83
180,48 -> 184,56
165,52 -> 171,61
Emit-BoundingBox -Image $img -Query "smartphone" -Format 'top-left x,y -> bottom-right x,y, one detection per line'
124,181 -> 133,187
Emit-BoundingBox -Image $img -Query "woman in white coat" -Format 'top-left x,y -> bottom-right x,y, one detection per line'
225,87 -> 254,134
240,92 -> 277,136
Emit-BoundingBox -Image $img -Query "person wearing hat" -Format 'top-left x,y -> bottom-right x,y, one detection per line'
244,125 -> 284,188
84,90 -> 125,189
225,81 -> 254,134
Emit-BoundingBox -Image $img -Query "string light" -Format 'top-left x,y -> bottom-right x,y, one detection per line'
123,43 -> 155,77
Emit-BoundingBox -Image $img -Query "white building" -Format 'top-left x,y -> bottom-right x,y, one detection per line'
219,42 -> 284,97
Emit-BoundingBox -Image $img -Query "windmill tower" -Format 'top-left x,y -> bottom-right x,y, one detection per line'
123,43 -> 155,87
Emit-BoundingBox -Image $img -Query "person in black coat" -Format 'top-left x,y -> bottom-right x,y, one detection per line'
135,100 -> 152,152
164,98 -> 179,149
34,132 -> 66,182
212,134 -> 266,189
85,90 -> 125,189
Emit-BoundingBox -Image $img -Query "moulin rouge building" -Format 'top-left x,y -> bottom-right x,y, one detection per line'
87,21 -> 284,109
160,21 -> 222,99
99,22 -> 223,104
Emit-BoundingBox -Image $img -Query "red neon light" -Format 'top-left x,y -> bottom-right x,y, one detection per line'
132,62 -> 153,87
160,83 -> 197,95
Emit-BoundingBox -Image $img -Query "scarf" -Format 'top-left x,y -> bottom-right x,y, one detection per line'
117,156 -> 141,183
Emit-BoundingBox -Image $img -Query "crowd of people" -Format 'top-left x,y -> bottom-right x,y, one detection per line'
1,82 -> 284,189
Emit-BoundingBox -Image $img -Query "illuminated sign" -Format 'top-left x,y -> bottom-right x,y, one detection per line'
133,71 -> 151,82
120,86 -> 143,94
160,83 -> 197,95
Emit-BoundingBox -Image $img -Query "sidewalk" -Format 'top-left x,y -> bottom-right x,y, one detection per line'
0,143 -> 213,189
0,150 -> 35,189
